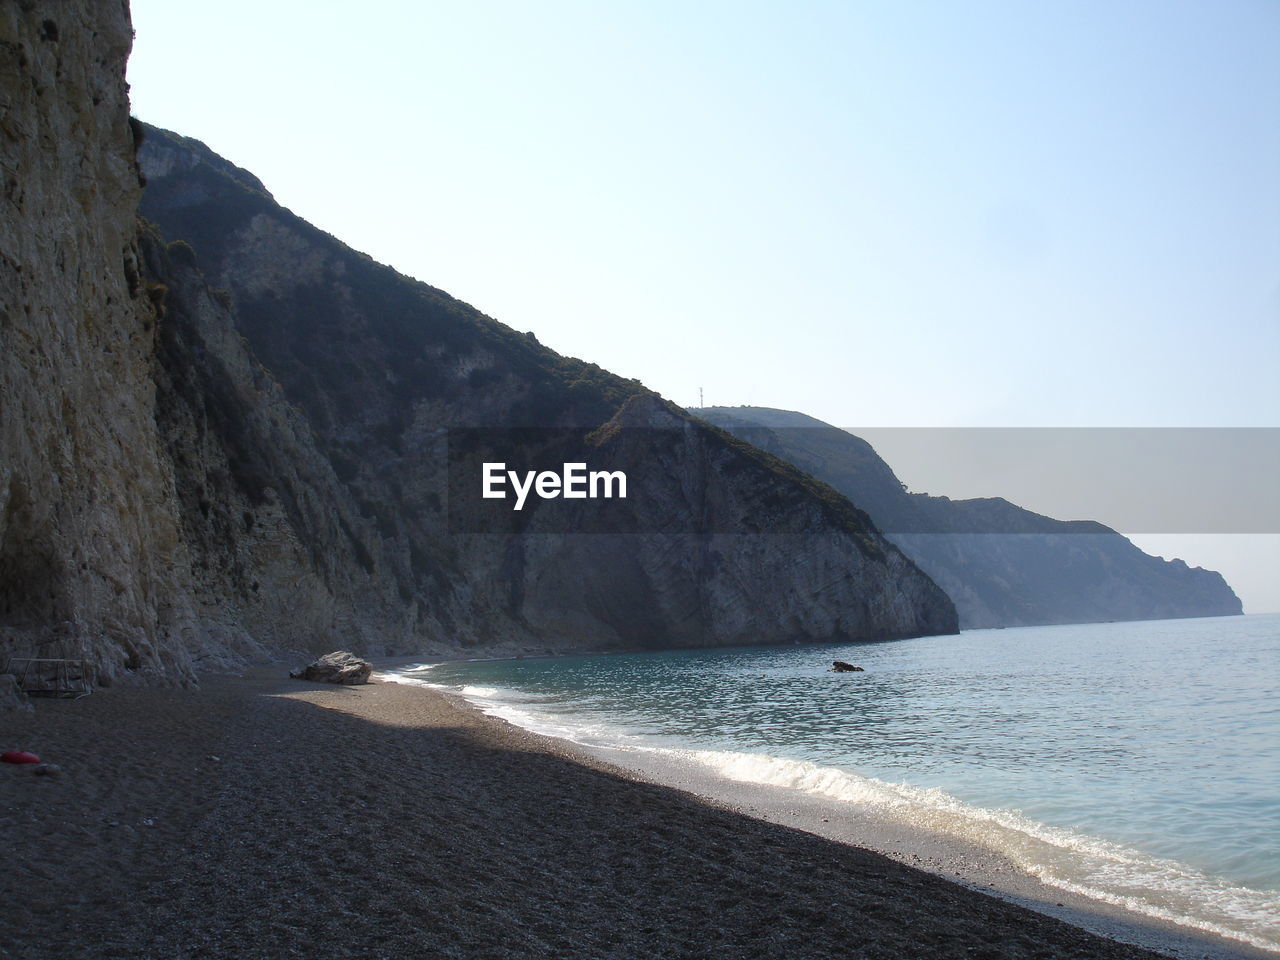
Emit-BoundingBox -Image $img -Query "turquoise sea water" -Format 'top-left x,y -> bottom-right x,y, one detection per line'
397,614 -> 1280,951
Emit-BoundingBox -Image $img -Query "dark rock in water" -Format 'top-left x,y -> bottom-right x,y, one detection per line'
831,661 -> 864,673
290,651 -> 372,685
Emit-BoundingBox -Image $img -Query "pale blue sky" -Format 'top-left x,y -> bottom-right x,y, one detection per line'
125,0 -> 1279,609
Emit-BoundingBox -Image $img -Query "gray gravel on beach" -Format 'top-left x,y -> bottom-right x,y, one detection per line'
1,671 -> 1201,959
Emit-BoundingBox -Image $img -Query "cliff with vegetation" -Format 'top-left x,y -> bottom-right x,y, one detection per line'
698,407 -> 1242,628
0,1 -> 957,689
136,125 -> 955,658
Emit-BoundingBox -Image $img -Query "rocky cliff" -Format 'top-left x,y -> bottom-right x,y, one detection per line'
698,407 -> 1242,629
0,0 -> 959,692
0,3 -> 204,681
135,126 -> 956,657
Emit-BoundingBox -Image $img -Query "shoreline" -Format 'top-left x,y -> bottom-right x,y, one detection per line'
3,667 -> 1271,959
382,665 -> 1277,960
367,612 -> 1257,671
576,738 -> 1274,960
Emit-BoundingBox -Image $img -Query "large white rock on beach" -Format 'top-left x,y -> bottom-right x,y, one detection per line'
290,651 -> 372,685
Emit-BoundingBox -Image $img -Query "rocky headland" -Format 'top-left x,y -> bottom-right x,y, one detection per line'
697,407 -> 1242,628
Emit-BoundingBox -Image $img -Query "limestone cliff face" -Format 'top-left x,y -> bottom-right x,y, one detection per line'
699,407 -> 1243,629
136,126 -> 957,655
0,4 -> 200,680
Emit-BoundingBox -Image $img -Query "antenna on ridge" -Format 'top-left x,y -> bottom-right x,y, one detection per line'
699,387 -> 704,409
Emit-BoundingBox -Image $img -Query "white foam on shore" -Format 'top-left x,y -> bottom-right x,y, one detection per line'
385,667 -> 1280,953
676,748 -> 1280,953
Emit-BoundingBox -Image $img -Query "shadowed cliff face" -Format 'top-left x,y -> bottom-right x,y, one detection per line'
697,407 -> 1242,629
136,126 -> 957,656
0,4 -> 204,681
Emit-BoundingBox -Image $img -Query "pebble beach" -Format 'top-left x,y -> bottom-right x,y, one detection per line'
0,670 -> 1240,959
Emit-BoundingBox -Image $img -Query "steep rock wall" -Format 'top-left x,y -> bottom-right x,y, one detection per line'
0,3 -> 198,680
143,231 -> 418,658
137,127 -> 957,654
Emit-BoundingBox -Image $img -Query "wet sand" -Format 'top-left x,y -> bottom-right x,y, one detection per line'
0,670 -> 1256,959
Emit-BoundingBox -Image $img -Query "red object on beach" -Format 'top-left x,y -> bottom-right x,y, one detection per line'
1,750 -> 40,764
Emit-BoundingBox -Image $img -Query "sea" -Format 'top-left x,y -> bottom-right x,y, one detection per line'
391,614 -> 1280,953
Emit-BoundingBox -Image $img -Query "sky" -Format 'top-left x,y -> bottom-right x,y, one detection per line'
125,0 -> 1279,610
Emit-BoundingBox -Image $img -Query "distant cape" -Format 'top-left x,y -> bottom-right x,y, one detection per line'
696,407 -> 1242,629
